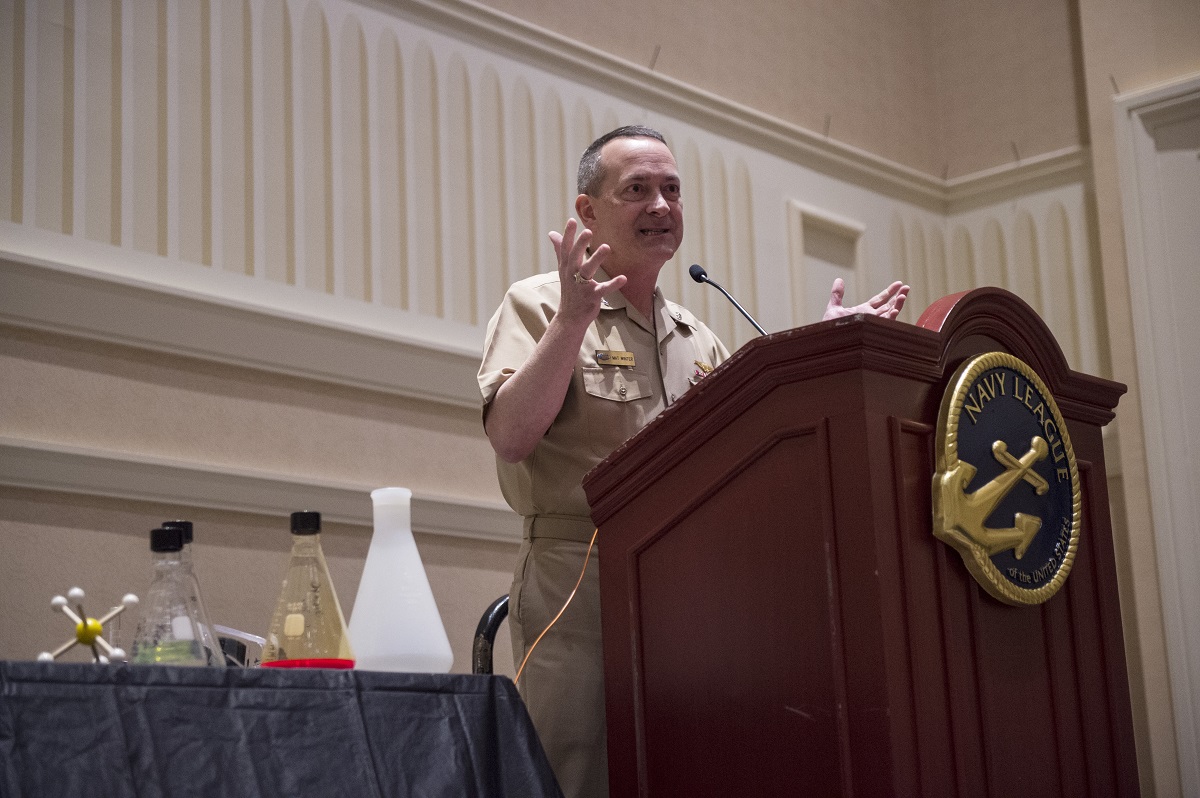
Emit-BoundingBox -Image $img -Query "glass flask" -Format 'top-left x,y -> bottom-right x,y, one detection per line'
161,520 -> 225,667
260,511 -> 355,668
129,526 -> 216,666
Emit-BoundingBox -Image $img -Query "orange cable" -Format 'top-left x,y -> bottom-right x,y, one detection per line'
514,528 -> 599,685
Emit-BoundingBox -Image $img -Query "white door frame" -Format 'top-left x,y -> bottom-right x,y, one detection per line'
1113,71 -> 1200,797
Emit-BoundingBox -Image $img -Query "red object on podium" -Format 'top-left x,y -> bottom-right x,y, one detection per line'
585,288 -> 1138,797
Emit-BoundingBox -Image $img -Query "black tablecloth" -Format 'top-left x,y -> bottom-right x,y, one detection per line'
0,661 -> 561,798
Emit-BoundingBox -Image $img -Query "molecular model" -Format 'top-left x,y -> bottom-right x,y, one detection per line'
38,587 -> 139,664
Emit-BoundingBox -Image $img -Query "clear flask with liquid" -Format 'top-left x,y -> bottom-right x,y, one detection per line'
129,526 -> 216,666
260,511 -> 355,669
162,520 -> 225,667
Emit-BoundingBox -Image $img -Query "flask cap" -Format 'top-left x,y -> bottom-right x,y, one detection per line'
290,511 -> 322,535
150,526 -> 185,552
162,520 -> 194,544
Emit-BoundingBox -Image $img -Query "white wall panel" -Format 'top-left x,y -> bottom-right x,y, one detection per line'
374,32 -> 406,309
476,67 -> 507,322
907,220 -> 929,311
889,217 -> 907,299
127,0 -> 163,256
926,225 -> 947,302
507,79 -> 537,285
949,225 -> 974,290
257,0 -> 292,284
338,16 -> 371,303
1043,203 -> 1082,368
0,0 -> 23,224
33,0 -> 71,235
298,3 -> 331,294
1011,212 -> 1041,313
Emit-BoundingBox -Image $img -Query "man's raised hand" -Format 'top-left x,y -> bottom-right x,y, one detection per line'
823,278 -> 909,321
549,218 -> 626,327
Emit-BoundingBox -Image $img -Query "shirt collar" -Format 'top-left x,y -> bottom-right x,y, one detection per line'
595,270 -> 684,341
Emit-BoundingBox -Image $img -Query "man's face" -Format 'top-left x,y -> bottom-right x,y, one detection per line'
576,137 -> 683,274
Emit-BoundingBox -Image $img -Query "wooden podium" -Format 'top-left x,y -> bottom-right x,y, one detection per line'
583,288 -> 1138,797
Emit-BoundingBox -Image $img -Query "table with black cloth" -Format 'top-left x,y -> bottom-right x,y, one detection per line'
0,660 -> 562,798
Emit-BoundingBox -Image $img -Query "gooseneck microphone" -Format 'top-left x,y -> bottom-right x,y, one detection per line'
689,264 -> 767,337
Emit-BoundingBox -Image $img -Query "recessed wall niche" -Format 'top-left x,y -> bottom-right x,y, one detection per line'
786,200 -> 865,324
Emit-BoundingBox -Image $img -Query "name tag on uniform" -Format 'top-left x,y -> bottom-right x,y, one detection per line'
595,350 -> 636,368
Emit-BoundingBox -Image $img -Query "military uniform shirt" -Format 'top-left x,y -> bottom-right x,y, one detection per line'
478,268 -> 730,531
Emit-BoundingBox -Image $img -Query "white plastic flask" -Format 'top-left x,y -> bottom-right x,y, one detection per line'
349,488 -> 454,672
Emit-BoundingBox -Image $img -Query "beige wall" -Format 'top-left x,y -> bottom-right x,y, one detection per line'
0,328 -> 495,494
475,0 -> 1083,178
929,0 -> 1087,176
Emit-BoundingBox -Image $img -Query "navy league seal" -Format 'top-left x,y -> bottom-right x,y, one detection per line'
932,352 -> 1082,605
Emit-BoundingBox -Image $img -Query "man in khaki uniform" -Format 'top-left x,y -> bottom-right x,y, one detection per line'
478,126 -> 907,798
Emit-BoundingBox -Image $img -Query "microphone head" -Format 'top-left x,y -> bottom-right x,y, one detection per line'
689,264 -> 708,283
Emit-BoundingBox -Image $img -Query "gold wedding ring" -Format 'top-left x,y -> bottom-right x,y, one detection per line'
574,272 -> 587,284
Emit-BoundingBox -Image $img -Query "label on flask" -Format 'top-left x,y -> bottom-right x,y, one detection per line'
283,613 -> 306,636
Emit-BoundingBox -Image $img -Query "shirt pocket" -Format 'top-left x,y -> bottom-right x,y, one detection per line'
582,366 -> 651,402
580,367 -> 653,457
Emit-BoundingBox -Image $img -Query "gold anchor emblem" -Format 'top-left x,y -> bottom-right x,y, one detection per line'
935,436 -> 1049,559
932,352 -> 1081,605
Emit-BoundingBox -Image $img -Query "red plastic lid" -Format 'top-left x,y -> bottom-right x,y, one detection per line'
260,658 -> 355,670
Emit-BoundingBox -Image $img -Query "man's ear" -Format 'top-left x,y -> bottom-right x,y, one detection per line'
575,193 -> 595,226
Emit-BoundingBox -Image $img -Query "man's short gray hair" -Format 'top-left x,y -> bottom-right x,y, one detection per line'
577,125 -> 668,196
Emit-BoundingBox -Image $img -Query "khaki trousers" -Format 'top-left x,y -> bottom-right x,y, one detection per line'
510,517 -> 607,798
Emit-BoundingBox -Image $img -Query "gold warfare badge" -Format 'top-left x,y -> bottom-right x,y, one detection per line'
932,352 -> 1081,605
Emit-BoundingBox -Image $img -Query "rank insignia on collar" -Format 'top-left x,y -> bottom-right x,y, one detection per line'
932,352 -> 1081,605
